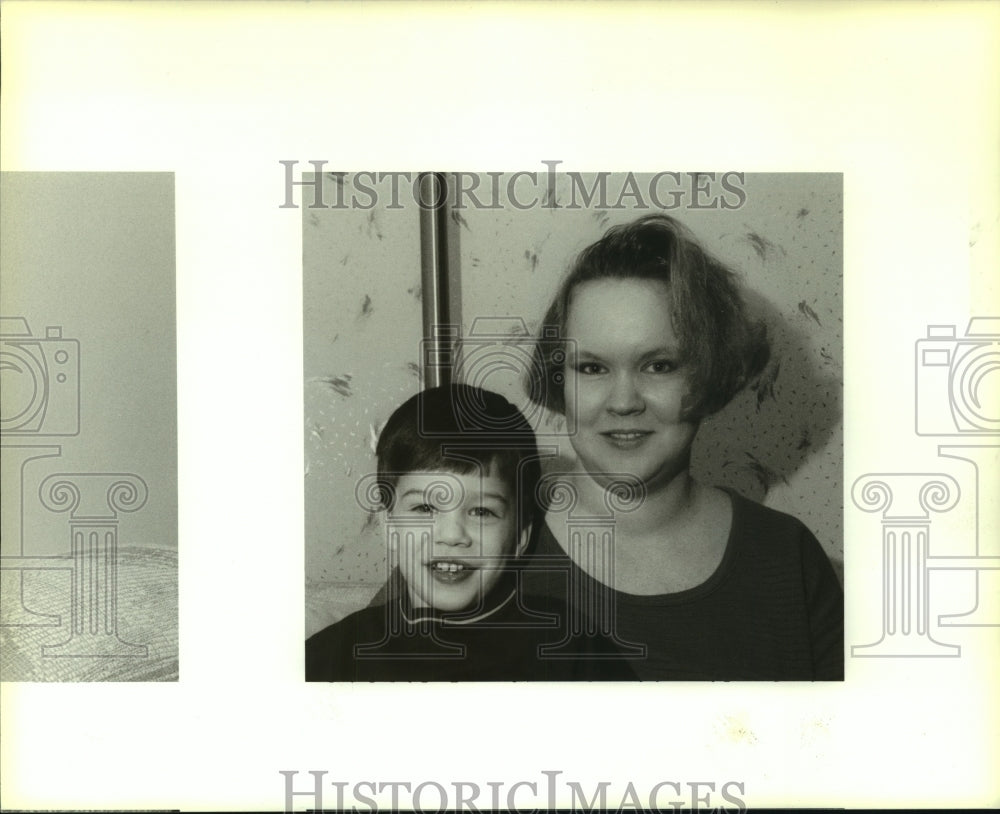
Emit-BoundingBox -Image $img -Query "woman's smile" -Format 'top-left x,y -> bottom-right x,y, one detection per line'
600,429 -> 654,448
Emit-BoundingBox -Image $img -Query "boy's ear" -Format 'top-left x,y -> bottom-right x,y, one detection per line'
515,523 -> 532,557
382,510 -> 397,555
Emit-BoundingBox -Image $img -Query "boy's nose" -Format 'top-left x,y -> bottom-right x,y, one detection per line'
435,512 -> 473,547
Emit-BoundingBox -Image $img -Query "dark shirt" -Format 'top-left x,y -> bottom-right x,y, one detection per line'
306,577 -> 637,682
521,491 -> 844,681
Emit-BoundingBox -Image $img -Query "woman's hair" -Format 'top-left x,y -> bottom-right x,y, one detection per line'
375,383 -> 541,531
527,214 -> 770,420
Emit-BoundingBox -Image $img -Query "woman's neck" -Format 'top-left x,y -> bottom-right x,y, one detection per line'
547,465 -> 732,594
567,463 -> 699,538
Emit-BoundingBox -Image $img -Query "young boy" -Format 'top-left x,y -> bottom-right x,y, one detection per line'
305,383 -> 635,681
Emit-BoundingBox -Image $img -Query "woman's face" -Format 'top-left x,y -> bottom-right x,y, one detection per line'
562,277 -> 698,491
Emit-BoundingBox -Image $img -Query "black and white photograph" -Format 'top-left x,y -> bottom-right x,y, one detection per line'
1,2 -> 997,811
302,171 -> 844,682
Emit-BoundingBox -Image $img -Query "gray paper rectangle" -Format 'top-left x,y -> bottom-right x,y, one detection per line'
1,172 -> 178,682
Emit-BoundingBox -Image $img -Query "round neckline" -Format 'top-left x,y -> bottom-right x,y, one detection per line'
539,488 -> 740,605
397,572 -> 520,624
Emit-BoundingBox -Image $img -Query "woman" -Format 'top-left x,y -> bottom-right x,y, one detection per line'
521,214 -> 843,680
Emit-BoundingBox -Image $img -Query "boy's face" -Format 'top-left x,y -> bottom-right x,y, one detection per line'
388,468 -> 529,613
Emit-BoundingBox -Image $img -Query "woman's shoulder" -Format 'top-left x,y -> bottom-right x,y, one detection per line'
723,489 -> 839,579
725,488 -> 819,541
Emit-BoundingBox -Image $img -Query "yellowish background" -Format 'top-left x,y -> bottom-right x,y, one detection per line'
2,1 -> 998,810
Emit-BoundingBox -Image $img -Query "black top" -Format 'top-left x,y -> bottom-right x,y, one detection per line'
306,576 -> 638,682
521,490 -> 844,680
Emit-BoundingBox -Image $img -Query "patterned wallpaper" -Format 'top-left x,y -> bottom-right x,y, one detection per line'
303,173 -> 843,635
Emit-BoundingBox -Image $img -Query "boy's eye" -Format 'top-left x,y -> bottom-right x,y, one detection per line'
470,506 -> 499,518
576,362 -> 606,375
408,503 -> 435,514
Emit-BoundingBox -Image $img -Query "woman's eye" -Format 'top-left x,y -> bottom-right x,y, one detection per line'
409,504 -> 435,514
576,362 -> 606,375
644,359 -> 676,374
470,506 -> 499,518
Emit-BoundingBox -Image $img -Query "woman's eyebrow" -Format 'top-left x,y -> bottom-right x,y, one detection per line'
575,346 -> 680,360
639,345 -> 681,358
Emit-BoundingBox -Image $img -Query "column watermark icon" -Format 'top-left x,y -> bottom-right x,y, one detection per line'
37,473 -> 148,657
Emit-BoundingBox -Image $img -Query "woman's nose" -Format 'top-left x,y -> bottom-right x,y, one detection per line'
435,511 -> 473,547
606,372 -> 644,414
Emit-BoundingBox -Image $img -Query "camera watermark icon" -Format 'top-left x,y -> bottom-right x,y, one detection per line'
419,317 -> 575,438
1,314 -> 150,667
915,317 -> 1000,436
851,317 -> 1000,659
0,316 -> 80,436
1,315 -> 84,634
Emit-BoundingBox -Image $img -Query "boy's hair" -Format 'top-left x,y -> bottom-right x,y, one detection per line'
375,384 -> 541,531
526,214 -> 770,421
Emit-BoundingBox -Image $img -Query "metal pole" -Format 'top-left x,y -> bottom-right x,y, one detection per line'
418,172 -> 453,389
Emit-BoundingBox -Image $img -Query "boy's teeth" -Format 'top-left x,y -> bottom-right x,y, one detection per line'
433,562 -> 465,572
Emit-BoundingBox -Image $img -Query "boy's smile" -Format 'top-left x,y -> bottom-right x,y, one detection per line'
428,558 -> 476,580
388,469 -> 529,613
